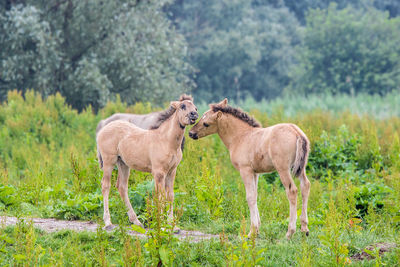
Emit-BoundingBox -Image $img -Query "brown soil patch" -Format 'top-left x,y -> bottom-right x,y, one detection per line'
350,242 -> 397,261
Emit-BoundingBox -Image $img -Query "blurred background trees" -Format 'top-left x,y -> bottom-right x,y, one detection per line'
288,3 -> 400,96
0,0 -> 193,111
166,0 -> 301,102
0,0 -> 399,110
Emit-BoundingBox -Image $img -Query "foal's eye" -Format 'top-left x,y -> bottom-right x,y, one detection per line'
181,104 -> 186,110
203,123 -> 210,127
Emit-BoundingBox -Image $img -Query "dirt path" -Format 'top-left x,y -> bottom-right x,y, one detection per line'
0,216 -> 219,243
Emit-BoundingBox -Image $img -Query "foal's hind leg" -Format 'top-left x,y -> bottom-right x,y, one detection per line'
117,161 -> 143,227
299,170 -> 310,235
102,163 -> 114,229
277,169 -> 298,239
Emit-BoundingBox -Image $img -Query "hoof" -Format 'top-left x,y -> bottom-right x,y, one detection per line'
173,227 -> 181,234
130,218 -> 144,228
240,237 -> 249,242
135,221 -> 144,228
286,230 -> 295,240
301,227 -> 310,237
104,224 -> 117,231
247,232 -> 258,239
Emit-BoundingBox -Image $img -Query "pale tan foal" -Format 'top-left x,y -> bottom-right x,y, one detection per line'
97,99 -> 198,229
189,99 -> 310,239
96,94 -> 194,153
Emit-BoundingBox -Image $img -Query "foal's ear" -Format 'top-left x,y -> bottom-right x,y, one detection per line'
179,94 -> 193,102
170,101 -> 180,109
218,98 -> 228,107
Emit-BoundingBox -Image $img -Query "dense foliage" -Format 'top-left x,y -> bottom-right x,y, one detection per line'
166,0 -> 301,102
167,0 -> 400,102
0,0 -> 193,111
0,91 -> 399,265
289,3 -> 400,96
265,0 -> 400,23
1,0 -> 399,109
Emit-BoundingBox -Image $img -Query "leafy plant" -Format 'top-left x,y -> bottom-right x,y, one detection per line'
0,184 -> 19,209
195,160 -> 224,219
308,125 -> 360,178
219,217 -> 265,266
54,191 -> 103,220
364,246 -> 384,267
319,198 -> 351,266
141,192 -> 180,266
354,183 -> 392,216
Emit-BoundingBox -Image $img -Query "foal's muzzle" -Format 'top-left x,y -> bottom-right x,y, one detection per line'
189,131 -> 198,140
188,112 -> 198,124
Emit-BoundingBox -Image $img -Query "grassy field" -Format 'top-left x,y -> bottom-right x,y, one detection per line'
206,92 -> 400,119
0,90 -> 399,266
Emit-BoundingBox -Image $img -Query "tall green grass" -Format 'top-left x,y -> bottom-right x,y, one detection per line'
0,90 -> 399,265
196,92 -> 400,119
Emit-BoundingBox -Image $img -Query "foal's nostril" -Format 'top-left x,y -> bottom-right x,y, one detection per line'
190,111 -> 198,119
189,132 -> 198,139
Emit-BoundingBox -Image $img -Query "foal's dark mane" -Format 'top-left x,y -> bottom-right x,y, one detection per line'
150,94 -> 193,130
150,107 -> 176,130
211,105 -> 261,128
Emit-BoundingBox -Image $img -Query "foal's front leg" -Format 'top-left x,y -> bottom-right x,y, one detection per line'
152,169 -> 171,224
152,169 -> 167,200
165,168 -> 177,222
240,168 -> 260,237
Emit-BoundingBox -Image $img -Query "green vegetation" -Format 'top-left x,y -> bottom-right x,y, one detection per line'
166,0 -> 301,102
1,91 -> 399,265
0,0 -> 193,111
289,3 -> 400,96
198,92 -> 400,119
167,0 -> 400,102
1,1 -> 399,108
1,1 -> 399,265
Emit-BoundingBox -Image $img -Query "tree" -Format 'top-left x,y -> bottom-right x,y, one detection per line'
288,4 -> 400,96
0,0 -> 193,111
257,0 -> 400,24
166,0 -> 301,102
373,0 -> 400,18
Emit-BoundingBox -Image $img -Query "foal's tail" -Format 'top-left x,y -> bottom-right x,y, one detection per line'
293,134 -> 310,177
97,145 -> 103,169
